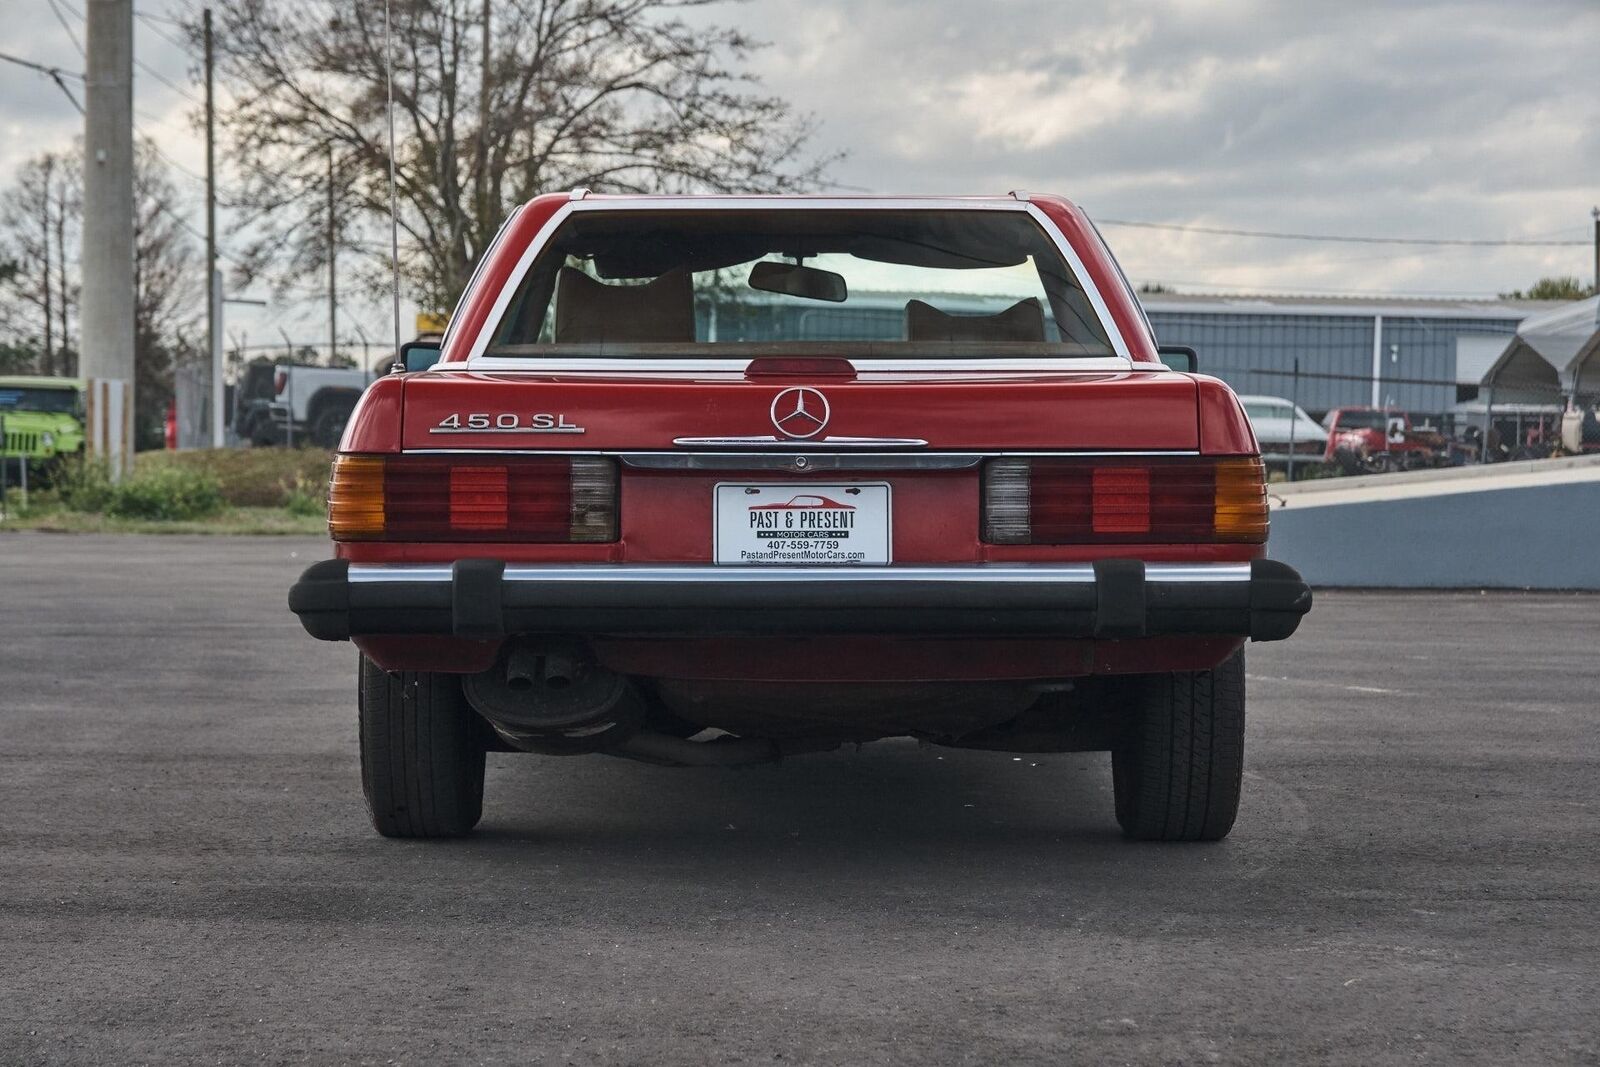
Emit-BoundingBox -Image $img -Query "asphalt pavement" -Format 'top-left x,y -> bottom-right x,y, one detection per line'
1,533 -> 1596,1065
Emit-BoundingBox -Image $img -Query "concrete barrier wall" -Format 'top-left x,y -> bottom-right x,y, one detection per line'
1266,456 -> 1600,589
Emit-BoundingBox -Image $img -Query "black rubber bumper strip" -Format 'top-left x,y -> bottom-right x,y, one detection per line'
289,559 -> 1312,644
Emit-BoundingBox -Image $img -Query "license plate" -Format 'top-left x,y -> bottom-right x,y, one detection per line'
714,483 -> 891,565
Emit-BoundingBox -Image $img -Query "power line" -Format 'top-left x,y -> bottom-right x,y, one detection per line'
133,6 -> 187,28
136,57 -> 200,103
1098,217 -> 1589,248
43,0 -> 85,57
0,50 -> 82,80
0,50 -> 84,112
53,0 -> 202,105
135,12 -> 195,56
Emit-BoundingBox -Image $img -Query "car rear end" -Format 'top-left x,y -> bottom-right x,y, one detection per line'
289,194 -> 1310,841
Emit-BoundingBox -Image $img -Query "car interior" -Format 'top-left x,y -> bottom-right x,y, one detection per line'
491,210 -> 1115,354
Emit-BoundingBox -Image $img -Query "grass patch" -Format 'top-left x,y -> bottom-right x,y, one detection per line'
0,501 -> 326,535
1,447 -> 332,534
136,448 -> 333,507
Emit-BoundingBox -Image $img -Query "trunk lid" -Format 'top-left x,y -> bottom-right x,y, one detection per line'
399,369 -> 1198,451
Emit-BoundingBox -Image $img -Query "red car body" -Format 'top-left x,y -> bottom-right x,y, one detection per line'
290,192 -> 1310,841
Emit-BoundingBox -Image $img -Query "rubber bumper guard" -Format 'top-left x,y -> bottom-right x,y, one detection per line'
289,558 -> 1312,644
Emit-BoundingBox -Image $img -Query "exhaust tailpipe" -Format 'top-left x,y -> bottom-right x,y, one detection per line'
464,641 -> 641,753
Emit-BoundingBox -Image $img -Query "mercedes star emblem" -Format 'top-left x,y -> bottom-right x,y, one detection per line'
769,387 -> 830,439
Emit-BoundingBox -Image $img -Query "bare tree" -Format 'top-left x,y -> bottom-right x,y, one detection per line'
132,144 -> 205,447
202,0 -> 835,312
0,152 -> 79,375
0,144 -> 199,445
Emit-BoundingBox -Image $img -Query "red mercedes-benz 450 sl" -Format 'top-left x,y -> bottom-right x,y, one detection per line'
289,191 -> 1312,842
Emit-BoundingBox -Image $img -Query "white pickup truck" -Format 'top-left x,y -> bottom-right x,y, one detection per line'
260,364 -> 380,448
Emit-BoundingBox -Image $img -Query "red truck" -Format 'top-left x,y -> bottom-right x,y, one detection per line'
289,192 -> 1311,842
1323,407 -> 1453,473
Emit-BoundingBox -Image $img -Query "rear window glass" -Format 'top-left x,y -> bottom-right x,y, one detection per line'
488,209 -> 1114,358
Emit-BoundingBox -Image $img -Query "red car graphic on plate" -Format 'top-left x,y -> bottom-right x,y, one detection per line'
750,494 -> 855,511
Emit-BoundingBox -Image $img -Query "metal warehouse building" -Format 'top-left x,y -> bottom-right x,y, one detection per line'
1142,294 -> 1564,417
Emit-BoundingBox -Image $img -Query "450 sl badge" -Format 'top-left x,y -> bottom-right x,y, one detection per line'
429,412 -> 585,435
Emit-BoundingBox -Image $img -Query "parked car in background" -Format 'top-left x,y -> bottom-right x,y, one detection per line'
1322,406 -> 1450,474
288,190 -> 1312,844
236,361 -> 382,448
0,376 -> 86,480
1239,395 -> 1327,472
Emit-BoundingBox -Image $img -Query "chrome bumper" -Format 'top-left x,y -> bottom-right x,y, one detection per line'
289,559 -> 1311,643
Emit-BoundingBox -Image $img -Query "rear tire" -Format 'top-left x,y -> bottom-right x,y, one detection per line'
358,656 -> 486,838
1112,650 -> 1245,842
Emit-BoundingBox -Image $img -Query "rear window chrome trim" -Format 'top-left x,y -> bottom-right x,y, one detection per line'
345,562 -> 1255,586
455,198 -> 1134,367
460,356 -> 1138,374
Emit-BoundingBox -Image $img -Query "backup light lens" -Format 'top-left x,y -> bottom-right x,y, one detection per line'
328,454 -> 617,542
983,456 -> 1267,544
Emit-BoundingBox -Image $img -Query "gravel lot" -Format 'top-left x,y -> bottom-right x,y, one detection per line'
1,534 -> 1595,1065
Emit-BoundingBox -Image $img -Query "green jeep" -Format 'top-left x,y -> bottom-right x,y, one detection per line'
0,376 -> 87,481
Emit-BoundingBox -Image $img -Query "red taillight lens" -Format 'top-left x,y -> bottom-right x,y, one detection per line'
273,370 -> 287,396
329,454 -> 617,542
983,457 -> 1267,544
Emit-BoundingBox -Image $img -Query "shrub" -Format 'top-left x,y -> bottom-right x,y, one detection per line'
282,471 -> 328,517
136,448 -> 333,507
106,465 -> 225,521
56,457 -> 117,513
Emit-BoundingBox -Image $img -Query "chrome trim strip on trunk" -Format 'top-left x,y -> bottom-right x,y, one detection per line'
345,562 -> 1256,585
621,453 -> 981,471
670,435 -> 928,449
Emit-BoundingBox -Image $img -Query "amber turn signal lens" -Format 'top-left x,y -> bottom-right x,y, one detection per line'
328,454 -> 386,540
1212,457 -> 1269,542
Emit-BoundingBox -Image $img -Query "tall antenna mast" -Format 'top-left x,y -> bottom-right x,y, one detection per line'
384,0 -> 403,368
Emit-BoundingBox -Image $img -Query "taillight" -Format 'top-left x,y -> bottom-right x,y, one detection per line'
273,370 -> 287,396
982,457 -> 1267,544
328,454 -> 618,542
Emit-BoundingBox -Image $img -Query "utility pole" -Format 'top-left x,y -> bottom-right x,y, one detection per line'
54,178 -> 69,375
327,145 -> 337,366
1591,207 -> 1598,296
41,156 -> 55,377
205,7 -> 223,448
352,320 -> 372,379
81,0 -> 136,475
475,0 -> 490,235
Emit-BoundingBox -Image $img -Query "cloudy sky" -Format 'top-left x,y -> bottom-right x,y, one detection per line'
2,0 -> 1597,345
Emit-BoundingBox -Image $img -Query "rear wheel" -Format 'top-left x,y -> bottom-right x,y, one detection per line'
1112,650 -> 1245,842
358,656 -> 486,838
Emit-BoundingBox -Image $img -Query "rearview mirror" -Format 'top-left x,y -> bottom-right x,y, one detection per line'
1157,344 -> 1198,373
748,261 -> 848,303
399,340 -> 443,372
